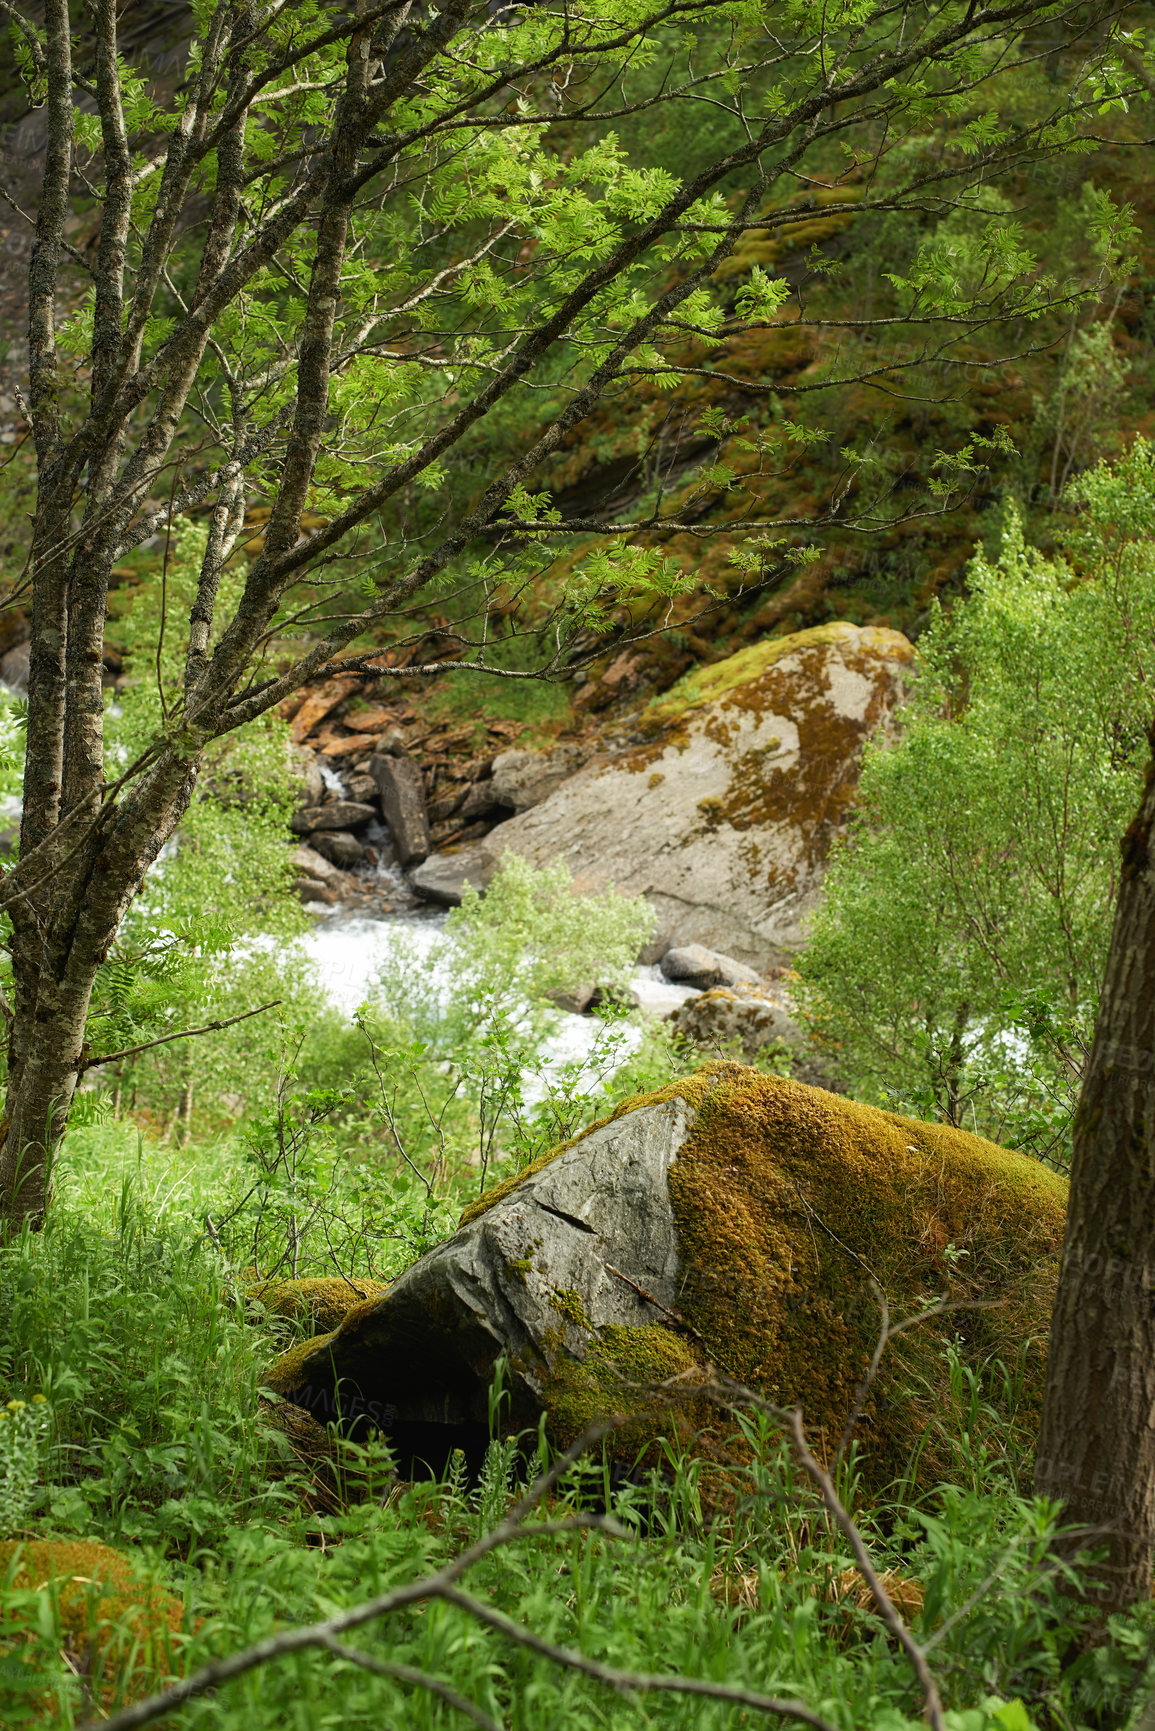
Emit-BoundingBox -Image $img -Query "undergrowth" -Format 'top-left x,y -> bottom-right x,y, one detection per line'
0,1126 -> 1152,1729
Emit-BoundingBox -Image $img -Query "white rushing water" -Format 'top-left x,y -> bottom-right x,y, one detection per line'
298,905 -> 701,1093
295,755 -> 699,1082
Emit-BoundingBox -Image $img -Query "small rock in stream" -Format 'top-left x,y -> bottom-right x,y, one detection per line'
291,800 -> 377,834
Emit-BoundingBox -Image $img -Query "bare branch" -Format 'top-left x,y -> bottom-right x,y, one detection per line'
77,1001 -> 283,1075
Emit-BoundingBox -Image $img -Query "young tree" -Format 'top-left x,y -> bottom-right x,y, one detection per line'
792,445 -> 1155,1158
0,0 -> 1135,1228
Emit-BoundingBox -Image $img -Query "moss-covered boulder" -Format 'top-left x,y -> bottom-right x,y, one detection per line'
0,1539 -> 185,1712
482,623 -> 913,968
248,1275 -> 390,1336
266,1065 -> 1066,1484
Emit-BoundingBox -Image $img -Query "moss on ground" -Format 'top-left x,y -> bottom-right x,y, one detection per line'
0,1539 -> 185,1711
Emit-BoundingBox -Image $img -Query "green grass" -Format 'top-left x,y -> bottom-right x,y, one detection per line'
0,1122 -> 1153,1729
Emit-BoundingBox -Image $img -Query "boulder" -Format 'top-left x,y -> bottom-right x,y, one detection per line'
458,779 -> 506,823
291,800 -> 376,834
490,744 -> 591,812
368,753 -> 431,865
0,1539 -> 185,1709
661,943 -> 760,990
291,842 -> 342,881
409,842 -> 496,906
345,771 -> 379,804
249,1275 -> 390,1335
484,623 -> 913,968
266,1064 -> 1067,1485
669,982 -> 802,1059
292,875 -> 337,904
307,829 -> 366,868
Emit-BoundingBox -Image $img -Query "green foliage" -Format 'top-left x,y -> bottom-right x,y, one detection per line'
793,443 -> 1155,1159
0,1395 -> 50,1535
2,1128 -> 1153,1727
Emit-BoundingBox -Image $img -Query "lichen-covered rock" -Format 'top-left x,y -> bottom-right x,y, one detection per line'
267,1064 -> 1066,1484
669,982 -> 802,1058
482,623 -> 913,968
0,1539 -> 185,1709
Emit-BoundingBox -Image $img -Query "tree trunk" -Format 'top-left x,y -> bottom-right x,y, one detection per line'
1035,734 -> 1155,1610
0,758 -> 196,1231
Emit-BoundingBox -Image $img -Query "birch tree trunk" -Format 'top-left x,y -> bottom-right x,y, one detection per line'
1035,737 -> 1155,1609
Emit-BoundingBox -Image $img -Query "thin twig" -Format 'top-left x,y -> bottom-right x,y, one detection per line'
77,1001 -> 281,1074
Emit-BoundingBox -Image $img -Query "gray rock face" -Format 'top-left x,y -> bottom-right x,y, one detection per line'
661,944 -> 760,990
369,754 -> 431,865
409,843 -> 496,906
291,800 -> 376,834
307,830 -> 366,867
269,1097 -> 695,1431
484,623 -> 913,968
0,643 -> 30,690
490,744 -> 591,812
458,779 -> 506,823
670,984 -> 802,1059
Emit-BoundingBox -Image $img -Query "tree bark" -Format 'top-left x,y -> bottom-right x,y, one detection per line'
0,757 -> 196,1229
1035,730 -> 1155,1610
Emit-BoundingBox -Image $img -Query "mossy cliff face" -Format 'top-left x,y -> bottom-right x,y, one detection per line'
484,623 -> 914,967
268,1064 -> 1065,1485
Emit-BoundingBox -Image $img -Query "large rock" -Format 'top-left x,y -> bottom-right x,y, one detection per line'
266,1064 -> 1067,1484
661,943 -> 760,990
490,744 -> 592,812
484,623 -> 913,968
409,843 -> 496,906
669,983 -> 802,1059
369,753 -> 431,865
307,829 -> 366,867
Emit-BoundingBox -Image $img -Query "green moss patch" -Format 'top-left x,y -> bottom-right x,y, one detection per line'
248,1276 -> 390,1337
644,622 -> 900,726
541,1324 -> 702,1452
466,1061 -> 1066,1482
664,1063 -> 1065,1481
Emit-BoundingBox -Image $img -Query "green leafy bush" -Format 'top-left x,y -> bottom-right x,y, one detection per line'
793,442 -> 1155,1162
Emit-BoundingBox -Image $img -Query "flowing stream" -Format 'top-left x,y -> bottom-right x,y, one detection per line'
298,770 -> 700,1083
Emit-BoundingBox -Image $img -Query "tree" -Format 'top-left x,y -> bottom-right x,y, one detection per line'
1034,453 -> 1155,1611
792,443 -> 1155,1160
0,0 -> 1137,1229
